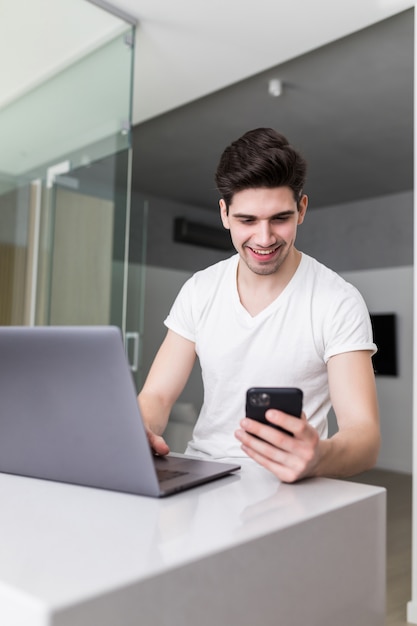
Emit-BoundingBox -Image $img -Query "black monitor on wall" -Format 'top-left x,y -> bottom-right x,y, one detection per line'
370,313 -> 398,376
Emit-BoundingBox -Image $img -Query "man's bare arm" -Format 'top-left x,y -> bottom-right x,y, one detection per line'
313,349 -> 381,477
235,350 -> 380,482
138,329 -> 196,454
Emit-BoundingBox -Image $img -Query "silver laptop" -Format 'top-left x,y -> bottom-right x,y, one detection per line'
0,326 -> 240,497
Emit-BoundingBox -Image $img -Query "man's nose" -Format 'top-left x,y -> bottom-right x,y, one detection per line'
256,222 -> 275,247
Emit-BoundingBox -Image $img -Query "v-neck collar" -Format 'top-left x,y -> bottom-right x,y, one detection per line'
231,253 -> 307,323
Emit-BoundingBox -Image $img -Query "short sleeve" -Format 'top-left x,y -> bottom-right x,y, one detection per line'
322,285 -> 377,362
164,276 -> 197,342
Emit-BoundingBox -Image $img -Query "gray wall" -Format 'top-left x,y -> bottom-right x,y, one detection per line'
131,188 -> 413,272
297,190 -> 413,272
130,191 -> 233,271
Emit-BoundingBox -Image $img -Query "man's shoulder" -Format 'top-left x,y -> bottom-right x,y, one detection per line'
301,254 -> 366,315
172,254 -> 237,323
302,253 -> 354,292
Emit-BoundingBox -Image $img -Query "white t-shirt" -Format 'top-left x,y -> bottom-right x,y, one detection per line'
164,253 -> 376,459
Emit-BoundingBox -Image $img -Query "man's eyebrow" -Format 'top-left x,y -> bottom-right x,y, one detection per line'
231,210 -> 296,219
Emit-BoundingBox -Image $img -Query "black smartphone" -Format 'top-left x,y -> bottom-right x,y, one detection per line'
245,387 -> 303,436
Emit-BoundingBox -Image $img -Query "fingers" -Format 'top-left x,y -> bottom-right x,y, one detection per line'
239,442 -> 306,483
146,428 -> 170,456
240,410 -> 307,444
235,410 -> 319,482
263,408 -> 307,437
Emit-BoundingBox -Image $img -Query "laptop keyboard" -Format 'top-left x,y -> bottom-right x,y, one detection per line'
157,468 -> 189,482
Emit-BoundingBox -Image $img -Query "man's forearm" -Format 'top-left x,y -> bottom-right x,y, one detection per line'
313,426 -> 381,479
137,391 -> 171,435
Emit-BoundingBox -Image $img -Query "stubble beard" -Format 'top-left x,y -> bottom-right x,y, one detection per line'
241,241 -> 291,276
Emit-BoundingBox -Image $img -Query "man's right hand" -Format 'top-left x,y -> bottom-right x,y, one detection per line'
145,426 -> 170,456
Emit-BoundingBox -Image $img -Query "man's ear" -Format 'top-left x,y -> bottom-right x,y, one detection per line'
297,195 -> 308,225
219,199 -> 230,229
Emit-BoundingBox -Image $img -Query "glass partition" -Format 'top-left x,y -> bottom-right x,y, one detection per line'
0,27 -> 134,187
0,173 -> 34,325
36,150 -> 132,328
0,0 -> 138,341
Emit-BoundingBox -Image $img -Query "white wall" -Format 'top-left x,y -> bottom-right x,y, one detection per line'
341,266 -> 413,473
406,7 -> 417,622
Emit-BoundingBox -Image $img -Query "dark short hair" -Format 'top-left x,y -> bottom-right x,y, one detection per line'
215,128 -> 307,210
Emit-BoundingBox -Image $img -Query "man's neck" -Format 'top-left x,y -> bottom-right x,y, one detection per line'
236,249 -> 302,317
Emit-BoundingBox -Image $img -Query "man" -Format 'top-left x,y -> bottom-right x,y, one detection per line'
138,128 -> 380,483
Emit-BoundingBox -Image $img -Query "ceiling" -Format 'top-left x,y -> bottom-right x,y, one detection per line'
129,8 -> 414,211
1,0 -> 414,211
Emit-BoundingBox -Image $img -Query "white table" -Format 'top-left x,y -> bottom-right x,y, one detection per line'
0,461 -> 385,626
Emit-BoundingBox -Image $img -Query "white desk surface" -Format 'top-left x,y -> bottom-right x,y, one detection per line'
0,460 -> 385,623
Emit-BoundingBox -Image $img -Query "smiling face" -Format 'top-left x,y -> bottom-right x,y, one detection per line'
220,187 -> 308,277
